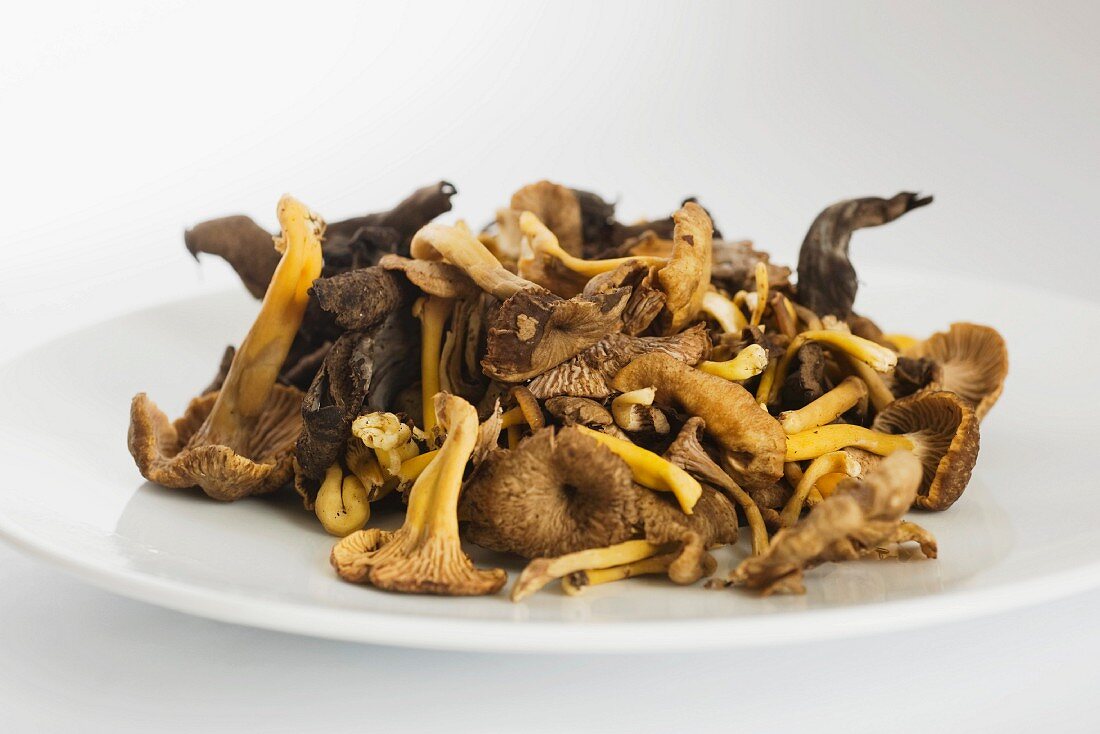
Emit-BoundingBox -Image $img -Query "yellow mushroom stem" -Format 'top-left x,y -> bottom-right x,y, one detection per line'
780,451 -> 860,527
843,354 -> 896,412
885,333 -> 919,351
201,195 -> 323,441
755,359 -> 780,407
812,472 -> 848,500
345,441 -> 389,501
574,425 -> 702,514
785,424 -> 915,462
506,424 -> 522,450
750,261 -> 769,327
500,406 -> 527,429
778,376 -> 869,434
700,289 -> 748,333
611,387 -> 657,426
561,553 -> 678,595
784,461 -> 823,505
397,449 -> 439,485
759,330 -> 898,406
699,344 -> 768,382
519,211 -> 666,277
414,296 -> 454,433
315,464 -> 371,537
511,539 -> 666,602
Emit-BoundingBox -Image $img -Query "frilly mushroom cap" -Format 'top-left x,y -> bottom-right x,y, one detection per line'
128,386 -> 302,501
378,254 -> 480,300
458,427 -> 640,558
872,389 -> 980,510
611,352 -> 787,490
510,180 -> 584,256
481,285 -> 631,382
527,324 -> 710,400
655,201 -> 714,334
905,322 -> 1008,421
731,451 -> 933,595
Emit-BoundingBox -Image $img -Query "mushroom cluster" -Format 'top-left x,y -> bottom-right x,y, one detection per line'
128,181 -> 1007,598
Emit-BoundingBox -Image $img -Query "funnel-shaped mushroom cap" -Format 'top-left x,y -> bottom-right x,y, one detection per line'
637,485 -> 739,584
128,386 -> 302,500
872,390 -> 980,510
905,322 -> 1008,421
510,180 -> 584,255
459,427 -> 640,558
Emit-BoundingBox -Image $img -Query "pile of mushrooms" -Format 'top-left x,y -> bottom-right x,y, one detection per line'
128,181 -> 1008,598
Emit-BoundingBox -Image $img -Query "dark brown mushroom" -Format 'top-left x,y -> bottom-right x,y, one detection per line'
325,180 -> 457,257
185,215 -> 281,299
795,192 -> 933,319
710,239 -> 792,295
583,260 -> 666,336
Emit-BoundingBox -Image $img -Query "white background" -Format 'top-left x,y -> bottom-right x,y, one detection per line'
2,1 -> 1099,731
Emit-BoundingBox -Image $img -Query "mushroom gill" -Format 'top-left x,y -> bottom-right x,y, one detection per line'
129,195 -> 323,500
904,322 -> 1008,421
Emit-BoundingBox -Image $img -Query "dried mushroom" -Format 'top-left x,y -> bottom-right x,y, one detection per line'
904,322 -> 1008,421
130,195 -> 323,499
655,202 -> 713,334
185,215 -> 282,299
612,352 -> 787,490
330,393 -> 506,595
795,192 -> 932,319
458,427 -> 639,558
729,451 -> 935,595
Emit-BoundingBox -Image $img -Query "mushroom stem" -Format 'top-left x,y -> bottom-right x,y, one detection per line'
778,376 -> 868,434
415,296 -> 454,432
792,303 -> 822,331
574,425 -> 702,514
749,262 -> 769,327
201,195 -> 323,441
500,406 -> 526,428
812,472 -> 848,500
397,449 -> 438,484
411,223 -> 533,300
701,289 -> 748,333
886,333 -> 919,351
562,553 -> 679,595
760,330 -> 897,406
785,425 -> 914,462
699,344 -> 768,382
843,354 -> 896,412
772,294 -> 798,340
506,425 -> 522,449
511,539 -> 665,601
315,464 -> 371,537
520,211 -> 666,277
610,387 -> 662,432
780,451 -> 860,527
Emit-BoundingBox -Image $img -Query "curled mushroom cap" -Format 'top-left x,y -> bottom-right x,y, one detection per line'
729,451 -> 935,595
378,254 -> 480,300
904,322 -> 1008,421
636,484 -> 738,585
655,201 -> 714,334
330,393 -> 506,595
871,390 -> 980,511
129,195 -> 323,500
185,215 -> 282,299
611,352 -> 787,490
795,192 -> 932,319
510,180 -> 584,255
458,426 -> 640,558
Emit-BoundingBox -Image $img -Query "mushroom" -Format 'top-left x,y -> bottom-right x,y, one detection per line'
904,323 -> 1008,421
458,426 -> 640,558
611,388 -> 670,436
509,180 -> 585,255
414,295 -> 454,433
710,238 -> 792,295
410,222 -> 631,382
129,195 -> 323,500
777,341 -> 830,409
728,451 -> 936,595
664,417 -> 770,556
562,551 -> 695,595
314,463 -> 371,537
583,260 -> 667,335
510,540 -> 668,601
698,344 -> 768,382
779,451 -> 861,527
378,254 -> 480,300
654,201 -> 713,334
543,396 -> 631,440
518,212 -> 666,297
748,262 -> 769,327
324,180 -> 458,257
439,294 -> 492,406
611,352 -> 787,490
785,390 -> 979,511
350,411 -> 421,477
700,288 -> 748,334
330,393 -> 507,595
527,324 -> 710,400
778,375 -> 869,434
310,265 -> 405,332
888,356 -> 942,399
185,215 -> 282,299
757,329 -> 897,407
795,192 -> 932,319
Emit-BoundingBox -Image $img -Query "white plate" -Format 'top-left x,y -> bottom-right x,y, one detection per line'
0,265 -> 1094,652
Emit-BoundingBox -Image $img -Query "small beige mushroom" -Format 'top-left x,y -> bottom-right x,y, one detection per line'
904,322 -> 1008,421
654,201 -> 714,334
611,352 -> 787,490
611,388 -> 670,435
